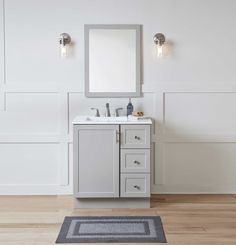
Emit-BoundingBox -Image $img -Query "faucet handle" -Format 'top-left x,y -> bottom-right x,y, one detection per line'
115,108 -> 123,117
105,103 -> 111,117
90,108 -> 100,117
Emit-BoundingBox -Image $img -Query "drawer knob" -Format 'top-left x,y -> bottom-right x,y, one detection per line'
134,160 -> 140,165
134,136 -> 140,140
133,185 -> 140,190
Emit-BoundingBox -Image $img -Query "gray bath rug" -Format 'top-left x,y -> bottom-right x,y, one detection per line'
56,216 -> 166,243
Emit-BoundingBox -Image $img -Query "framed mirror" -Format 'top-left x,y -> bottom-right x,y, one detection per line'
85,24 -> 141,97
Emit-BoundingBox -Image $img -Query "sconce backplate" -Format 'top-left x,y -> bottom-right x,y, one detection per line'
153,33 -> 165,45
59,33 -> 71,45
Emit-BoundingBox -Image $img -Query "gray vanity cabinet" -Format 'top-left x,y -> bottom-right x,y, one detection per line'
73,125 -> 119,198
73,120 -> 152,208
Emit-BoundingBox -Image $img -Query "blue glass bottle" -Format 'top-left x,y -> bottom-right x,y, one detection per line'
127,98 -> 134,116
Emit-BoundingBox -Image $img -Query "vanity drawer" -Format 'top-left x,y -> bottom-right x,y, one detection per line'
120,174 -> 150,198
121,149 -> 150,173
120,125 -> 150,149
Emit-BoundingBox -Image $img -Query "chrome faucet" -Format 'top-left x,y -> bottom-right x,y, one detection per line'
105,103 -> 111,117
115,108 -> 123,117
90,108 -> 100,117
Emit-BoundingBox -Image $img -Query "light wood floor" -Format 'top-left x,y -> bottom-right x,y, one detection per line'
0,195 -> 236,245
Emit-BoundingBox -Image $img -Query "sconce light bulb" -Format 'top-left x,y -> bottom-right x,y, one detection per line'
156,44 -> 163,57
60,44 -> 67,58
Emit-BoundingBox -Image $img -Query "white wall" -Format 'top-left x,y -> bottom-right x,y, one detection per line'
1,0 -> 236,194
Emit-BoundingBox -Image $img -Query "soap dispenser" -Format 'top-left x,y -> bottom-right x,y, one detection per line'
126,98 -> 134,116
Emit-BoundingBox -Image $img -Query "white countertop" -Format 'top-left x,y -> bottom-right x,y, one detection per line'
72,116 -> 152,125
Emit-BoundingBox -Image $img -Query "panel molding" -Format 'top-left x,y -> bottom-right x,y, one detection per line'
152,140 -> 236,194
152,91 -> 236,193
2,89 -> 236,194
0,89 -> 70,194
162,91 -> 236,142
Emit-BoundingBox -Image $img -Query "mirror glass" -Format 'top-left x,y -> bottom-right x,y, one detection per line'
85,25 -> 141,97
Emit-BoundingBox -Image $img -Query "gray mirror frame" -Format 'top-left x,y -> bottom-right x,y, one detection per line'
85,24 -> 141,98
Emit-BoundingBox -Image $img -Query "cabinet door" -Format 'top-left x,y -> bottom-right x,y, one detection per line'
73,125 -> 119,198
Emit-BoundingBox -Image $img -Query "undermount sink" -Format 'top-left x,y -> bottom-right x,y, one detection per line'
72,115 -> 152,125
86,116 -> 128,122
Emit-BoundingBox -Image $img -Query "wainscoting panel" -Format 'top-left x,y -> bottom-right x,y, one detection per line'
164,92 -> 236,137
155,142 -> 236,193
0,143 -> 59,185
152,91 -> 236,193
0,92 -> 60,134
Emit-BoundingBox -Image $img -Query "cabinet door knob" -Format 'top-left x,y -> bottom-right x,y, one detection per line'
134,136 -> 140,140
134,160 -> 140,164
133,185 -> 140,189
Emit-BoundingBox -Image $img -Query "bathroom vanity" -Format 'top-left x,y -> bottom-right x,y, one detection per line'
73,24 -> 149,208
73,116 -> 152,208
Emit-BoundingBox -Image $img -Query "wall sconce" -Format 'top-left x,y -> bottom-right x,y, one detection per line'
153,33 -> 165,57
59,33 -> 71,58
